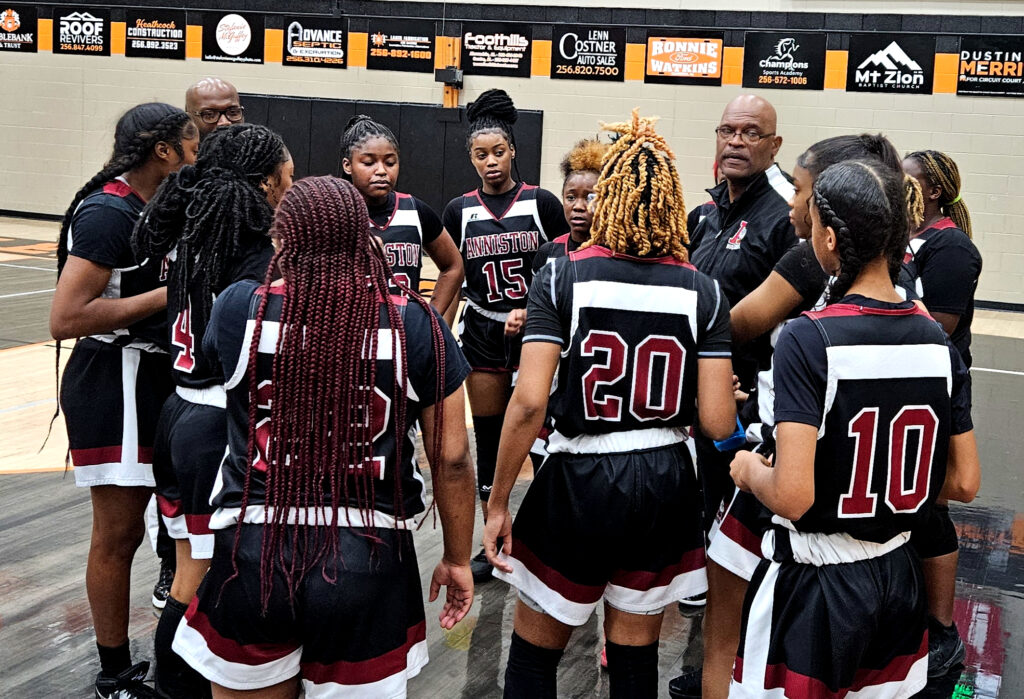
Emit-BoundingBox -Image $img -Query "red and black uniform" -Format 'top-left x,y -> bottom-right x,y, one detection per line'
732,296 -> 972,697
174,279 -> 469,695
494,245 -> 731,625
152,242 -> 272,557
61,178 -> 173,488
443,182 -> 568,372
367,191 -> 443,294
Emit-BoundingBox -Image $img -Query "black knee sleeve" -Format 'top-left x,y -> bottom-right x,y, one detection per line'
605,640 -> 659,699
503,631 -> 563,699
154,596 -> 212,699
910,504 -> 959,559
473,414 -> 505,501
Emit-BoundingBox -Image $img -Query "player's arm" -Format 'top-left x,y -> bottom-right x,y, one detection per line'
50,256 -> 166,340
930,311 -> 960,337
421,384 -> 476,629
697,357 -> 738,440
732,421 -> 817,521
731,271 -> 804,346
423,231 -> 464,322
484,341 -> 560,570
940,430 -> 980,503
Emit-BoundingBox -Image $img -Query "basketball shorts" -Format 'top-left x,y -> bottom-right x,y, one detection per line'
694,430 -> 744,539
707,488 -> 773,582
174,525 -> 427,697
732,528 -> 928,698
494,442 -> 707,626
153,392 -> 228,559
458,305 -> 522,373
909,503 -> 959,559
62,338 -> 173,488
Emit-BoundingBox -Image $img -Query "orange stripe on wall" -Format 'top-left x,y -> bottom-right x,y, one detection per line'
265,28 -> 283,64
349,32 -> 367,68
186,25 -> 201,59
435,36 -> 460,69
723,46 -> 743,85
532,39 -> 551,77
38,18 -> 52,51
824,50 -> 848,90
625,42 -> 645,81
934,52 -> 958,94
111,21 -> 126,55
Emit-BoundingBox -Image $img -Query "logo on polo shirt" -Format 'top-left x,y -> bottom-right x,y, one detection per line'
726,221 -> 748,250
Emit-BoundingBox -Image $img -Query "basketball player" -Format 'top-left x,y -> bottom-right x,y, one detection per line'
728,159 -> 980,697
340,114 -> 464,322
903,150 -> 983,677
172,177 -> 475,698
185,78 -> 244,140
132,123 -> 293,698
49,103 -> 198,698
441,88 -> 569,582
483,111 -> 736,698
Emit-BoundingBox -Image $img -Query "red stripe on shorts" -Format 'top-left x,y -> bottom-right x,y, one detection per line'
70,446 -> 154,466
511,536 -> 605,604
608,547 -> 705,591
764,662 -> 835,698
719,510 -> 763,556
184,598 -> 296,665
157,495 -> 183,518
301,620 -> 426,686
850,632 -> 927,691
186,514 -> 213,535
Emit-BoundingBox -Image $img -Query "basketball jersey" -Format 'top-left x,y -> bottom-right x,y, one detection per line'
204,279 -> 469,528
67,178 -> 168,351
168,242 -> 273,392
773,296 -> 971,543
524,245 -> 731,453
532,233 -> 582,273
371,192 -> 427,291
453,183 -> 551,316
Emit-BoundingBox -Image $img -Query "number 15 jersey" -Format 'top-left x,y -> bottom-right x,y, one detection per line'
524,245 -> 731,453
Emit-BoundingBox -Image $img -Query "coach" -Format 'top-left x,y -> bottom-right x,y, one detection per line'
185,77 -> 244,140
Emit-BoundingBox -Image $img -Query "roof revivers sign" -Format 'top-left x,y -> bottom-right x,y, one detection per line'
645,32 -> 724,85
53,7 -> 109,56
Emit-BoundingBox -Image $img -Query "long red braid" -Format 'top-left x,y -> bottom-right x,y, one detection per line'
228,177 -> 448,610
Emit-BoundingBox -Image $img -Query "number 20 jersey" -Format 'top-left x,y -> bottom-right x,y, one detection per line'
772,297 -> 973,543
523,245 -> 732,451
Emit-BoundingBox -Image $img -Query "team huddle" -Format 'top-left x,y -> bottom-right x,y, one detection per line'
49,78 -> 983,699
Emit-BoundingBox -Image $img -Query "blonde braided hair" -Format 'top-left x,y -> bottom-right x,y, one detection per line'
584,109 -> 689,261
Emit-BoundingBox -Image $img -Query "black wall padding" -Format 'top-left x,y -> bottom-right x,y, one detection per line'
241,93 -> 544,218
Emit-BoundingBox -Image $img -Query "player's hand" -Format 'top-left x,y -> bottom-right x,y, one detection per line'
483,505 -> 513,573
429,559 -> 474,630
732,374 -> 748,403
504,309 -> 527,336
730,450 -> 769,493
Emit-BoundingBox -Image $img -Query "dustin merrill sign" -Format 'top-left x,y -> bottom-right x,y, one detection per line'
957,35 -> 1024,98
847,34 -> 935,94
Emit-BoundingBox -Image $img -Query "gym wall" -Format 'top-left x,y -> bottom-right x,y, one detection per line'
1,1 -> 1021,305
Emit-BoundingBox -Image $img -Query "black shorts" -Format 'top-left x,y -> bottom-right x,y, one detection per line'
708,488 -> 773,581
62,338 -> 173,488
732,529 -> 927,697
458,305 -> 522,373
694,430 -> 743,538
174,525 -> 427,695
495,442 -> 707,626
909,503 -> 959,559
153,392 -> 228,559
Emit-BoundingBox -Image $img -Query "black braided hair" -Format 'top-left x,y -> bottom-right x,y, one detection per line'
466,88 -> 518,152
339,114 -> 399,179
132,123 -> 288,324
812,159 -> 906,303
57,102 -> 194,277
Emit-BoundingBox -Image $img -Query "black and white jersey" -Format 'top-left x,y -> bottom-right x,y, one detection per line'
524,245 -> 731,453
773,295 -> 973,543
368,191 -> 442,292
202,280 -> 470,528
902,217 -> 982,367
67,178 -> 168,351
532,233 -> 582,273
168,242 -> 273,393
444,182 -> 567,317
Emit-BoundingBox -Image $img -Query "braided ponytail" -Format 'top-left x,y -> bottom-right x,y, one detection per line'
466,89 -> 518,151
905,150 -> 972,238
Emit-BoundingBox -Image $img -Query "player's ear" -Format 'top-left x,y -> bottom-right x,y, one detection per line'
153,141 -> 172,162
341,157 -> 353,176
825,225 -> 838,253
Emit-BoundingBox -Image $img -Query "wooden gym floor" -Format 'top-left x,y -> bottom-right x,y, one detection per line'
0,216 -> 1021,697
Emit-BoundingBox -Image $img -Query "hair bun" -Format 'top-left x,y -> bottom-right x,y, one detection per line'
344,114 -> 375,132
467,89 -> 518,126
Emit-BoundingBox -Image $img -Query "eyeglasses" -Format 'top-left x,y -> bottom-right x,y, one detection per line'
714,126 -> 775,145
192,106 -> 245,125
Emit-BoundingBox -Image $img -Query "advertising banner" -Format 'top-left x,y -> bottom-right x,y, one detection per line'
742,32 -> 825,90
125,10 -> 185,60
0,5 -> 36,53
957,35 -> 1024,98
462,22 -> 532,78
847,33 -> 935,94
53,7 -> 109,56
202,12 -> 264,64
366,18 -> 434,72
644,32 -> 724,85
283,16 -> 347,68
551,25 -> 625,82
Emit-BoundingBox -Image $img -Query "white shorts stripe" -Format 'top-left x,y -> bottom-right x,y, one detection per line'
707,526 -> 761,582
605,569 -> 706,614
73,462 -> 155,488
188,533 -> 214,559
732,560 -> 781,694
161,513 -> 188,540
494,554 -> 595,627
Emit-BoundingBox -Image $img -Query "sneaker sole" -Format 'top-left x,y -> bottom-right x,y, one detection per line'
928,641 -> 966,678
151,595 -> 167,610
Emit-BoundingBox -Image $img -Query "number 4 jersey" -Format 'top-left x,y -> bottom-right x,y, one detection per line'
524,245 -> 732,453
773,294 -> 973,543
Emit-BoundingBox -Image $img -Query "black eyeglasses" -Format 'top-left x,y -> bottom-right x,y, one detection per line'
192,106 -> 245,125
714,126 -> 775,144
